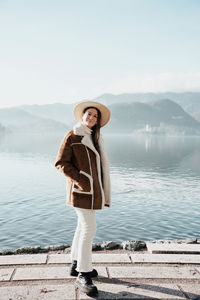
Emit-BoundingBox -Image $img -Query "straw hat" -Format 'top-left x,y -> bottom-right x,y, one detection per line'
73,101 -> 110,127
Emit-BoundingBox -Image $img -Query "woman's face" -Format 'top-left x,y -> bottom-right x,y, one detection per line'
82,108 -> 98,128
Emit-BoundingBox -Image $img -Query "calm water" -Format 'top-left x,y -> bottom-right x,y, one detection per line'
0,133 -> 200,250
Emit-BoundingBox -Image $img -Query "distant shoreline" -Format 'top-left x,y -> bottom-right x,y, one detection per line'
0,238 -> 199,255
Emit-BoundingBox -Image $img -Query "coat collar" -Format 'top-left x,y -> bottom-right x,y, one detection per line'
73,122 -> 99,156
73,122 -> 92,136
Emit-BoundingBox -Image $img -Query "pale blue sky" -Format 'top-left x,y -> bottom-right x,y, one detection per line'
0,0 -> 200,107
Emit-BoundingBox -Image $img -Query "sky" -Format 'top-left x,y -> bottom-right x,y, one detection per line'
0,0 -> 200,108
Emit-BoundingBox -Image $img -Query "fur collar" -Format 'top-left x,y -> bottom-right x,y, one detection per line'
73,122 -> 92,136
73,122 -> 98,156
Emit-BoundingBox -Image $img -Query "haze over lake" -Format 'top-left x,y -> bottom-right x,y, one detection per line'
0,133 -> 199,250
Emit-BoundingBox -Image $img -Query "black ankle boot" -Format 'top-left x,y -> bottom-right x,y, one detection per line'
75,272 -> 98,296
70,260 -> 98,278
70,260 -> 78,276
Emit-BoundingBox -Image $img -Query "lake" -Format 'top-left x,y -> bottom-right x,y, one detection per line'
0,133 -> 200,250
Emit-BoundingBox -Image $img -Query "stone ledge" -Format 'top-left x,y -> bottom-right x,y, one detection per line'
47,253 -> 131,264
12,266 -> 107,281
0,254 -> 47,265
108,266 -> 200,279
48,254 -> 71,264
1,253 -> 200,268
131,253 -> 200,264
147,243 -> 200,254
93,253 -> 131,263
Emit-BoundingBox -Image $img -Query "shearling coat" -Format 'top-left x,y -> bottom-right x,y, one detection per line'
55,123 -> 111,210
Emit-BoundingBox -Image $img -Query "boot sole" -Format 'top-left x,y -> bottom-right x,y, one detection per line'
75,281 -> 98,296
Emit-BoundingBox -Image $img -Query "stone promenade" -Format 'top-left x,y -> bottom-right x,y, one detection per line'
0,243 -> 200,299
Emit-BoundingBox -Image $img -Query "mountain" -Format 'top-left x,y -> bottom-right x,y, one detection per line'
106,99 -> 200,134
0,107 -> 39,126
0,107 -> 69,134
93,92 -> 200,118
19,103 -> 75,126
0,98 -> 200,135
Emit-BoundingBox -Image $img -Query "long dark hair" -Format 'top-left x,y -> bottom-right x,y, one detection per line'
83,106 -> 101,153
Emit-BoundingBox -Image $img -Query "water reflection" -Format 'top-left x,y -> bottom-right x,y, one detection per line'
1,133 -> 200,174
104,134 -> 200,175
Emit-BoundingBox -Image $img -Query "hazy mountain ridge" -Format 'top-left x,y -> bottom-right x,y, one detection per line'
106,99 -> 200,135
19,103 -> 75,126
0,107 -> 39,126
0,107 -> 69,134
94,92 -> 200,120
0,96 -> 200,135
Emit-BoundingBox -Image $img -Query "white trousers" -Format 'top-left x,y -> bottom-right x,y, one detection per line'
70,207 -> 96,272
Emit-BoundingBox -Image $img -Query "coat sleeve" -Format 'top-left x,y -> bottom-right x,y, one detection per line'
54,131 -> 80,184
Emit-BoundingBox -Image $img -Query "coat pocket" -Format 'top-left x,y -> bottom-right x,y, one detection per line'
72,170 -> 93,195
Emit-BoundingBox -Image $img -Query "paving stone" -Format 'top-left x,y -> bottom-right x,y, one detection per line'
131,253 -> 200,264
0,254 -> 47,265
0,284 -> 75,300
13,266 -> 108,281
92,254 -> 131,263
13,266 -> 71,280
48,253 -> 131,264
79,282 -> 187,299
94,266 -> 108,277
108,266 -> 200,279
179,284 -> 200,299
0,268 -> 14,281
147,243 -> 200,254
48,254 -> 71,264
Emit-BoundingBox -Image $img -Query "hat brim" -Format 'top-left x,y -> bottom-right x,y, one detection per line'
73,101 -> 110,127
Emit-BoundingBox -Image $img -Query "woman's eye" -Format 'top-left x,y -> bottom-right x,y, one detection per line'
87,111 -> 97,118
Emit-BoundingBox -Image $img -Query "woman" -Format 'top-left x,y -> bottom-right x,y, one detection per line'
54,101 -> 111,296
